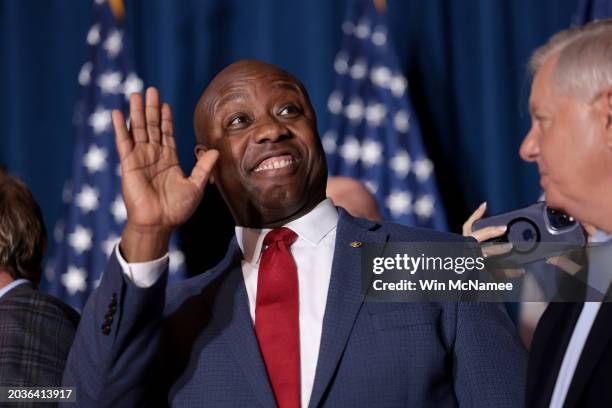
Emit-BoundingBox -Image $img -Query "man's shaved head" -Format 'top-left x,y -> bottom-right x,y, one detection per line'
192,60 -> 327,228
194,60 -> 313,146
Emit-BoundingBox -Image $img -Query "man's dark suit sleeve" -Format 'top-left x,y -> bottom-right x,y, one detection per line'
452,302 -> 527,407
63,253 -> 168,406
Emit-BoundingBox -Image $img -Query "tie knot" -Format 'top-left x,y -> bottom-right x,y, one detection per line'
263,227 -> 298,247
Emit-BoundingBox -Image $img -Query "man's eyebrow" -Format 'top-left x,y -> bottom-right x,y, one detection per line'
272,81 -> 303,95
210,91 -> 250,116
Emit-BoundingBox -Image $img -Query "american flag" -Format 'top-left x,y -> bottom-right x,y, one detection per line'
323,0 -> 447,230
42,0 -> 186,309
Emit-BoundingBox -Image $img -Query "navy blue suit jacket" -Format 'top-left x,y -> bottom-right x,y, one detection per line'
64,209 -> 526,407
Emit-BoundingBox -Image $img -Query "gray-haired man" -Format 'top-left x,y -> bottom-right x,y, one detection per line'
521,19 -> 612,408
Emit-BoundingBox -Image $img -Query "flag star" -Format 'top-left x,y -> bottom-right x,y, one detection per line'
370,66 -> 391,88
94,0 -> 105,4
68,226 -> 93,254
386,190 -> 412,217
390,150 -> 412,178
87,24 -> 101,45
344,98 -> 364,122
394,110 -> 410,133
365,103 -> 386,126
83,145 -> 108,173
75,185 -> 100,213
414,158 -> 434,181
61,266 -> 88,295
339,137 -> 361,164
390,74 -> 408,97
354,21 -> 371,39
342,21 -> 354,35
111,195 -> 127,223
97,71 -> 123,94
103,29 -> 123,58
349,59 -> 367,80
334,52 -> 349,75
169,250 -> 185,274
122,72 -> 143,100
79,62 -> 93,86
371,27 -> 387,46
414,195 -> 435,219
322,130 -> 337,154
327,91 -> 343,115
89,107 -> 111,134
361,139 -> 383,167
102,234 -> 120,258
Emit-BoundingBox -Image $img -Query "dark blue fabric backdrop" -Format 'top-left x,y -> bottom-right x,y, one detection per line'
0,0 -> 577,272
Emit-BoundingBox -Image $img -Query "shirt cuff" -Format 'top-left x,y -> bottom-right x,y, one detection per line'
115,242 -> 169,288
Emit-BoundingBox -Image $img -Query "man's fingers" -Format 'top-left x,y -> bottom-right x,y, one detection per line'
161,103 -> 177,149
129,92 -> 148,143
546,256 -> 582,276
482,242 -> 513,258
470,225 -> 507,243
145,87 -> 161,144
490,268 -> 525,279
112,109 -> 133,161
189,149 -> 220,192
462,202 -> 487,235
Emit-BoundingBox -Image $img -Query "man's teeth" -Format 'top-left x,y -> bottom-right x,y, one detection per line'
254,156 -> 294,172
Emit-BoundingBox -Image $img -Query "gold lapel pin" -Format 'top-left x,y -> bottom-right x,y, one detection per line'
350,241 -> 362,248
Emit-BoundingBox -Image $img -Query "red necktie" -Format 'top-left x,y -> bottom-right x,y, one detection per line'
255,227 -> 301,408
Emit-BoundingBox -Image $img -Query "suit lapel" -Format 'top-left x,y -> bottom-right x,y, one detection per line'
207,239 -> 276,408
308,210 -> 387,408
564,302 -> 612,407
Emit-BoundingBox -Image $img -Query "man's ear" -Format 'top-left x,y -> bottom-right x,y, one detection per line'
601,88 -> 612,148
194,144 -> 215,184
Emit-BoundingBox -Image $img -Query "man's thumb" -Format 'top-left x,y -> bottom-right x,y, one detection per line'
189,149 -> 219,191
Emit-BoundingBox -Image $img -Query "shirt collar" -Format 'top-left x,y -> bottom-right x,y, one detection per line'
0,279 -> 30,300
235,198 -> 338,265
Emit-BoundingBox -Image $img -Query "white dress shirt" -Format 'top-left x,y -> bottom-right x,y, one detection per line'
549,231 -> 612,408
0,278 -> 29,300
116,198 -> 338,408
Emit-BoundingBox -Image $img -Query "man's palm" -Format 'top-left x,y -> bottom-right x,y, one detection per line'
112,88 -> 218,231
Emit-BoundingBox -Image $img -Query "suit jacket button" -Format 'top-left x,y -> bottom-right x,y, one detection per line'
101,324 -> 111,335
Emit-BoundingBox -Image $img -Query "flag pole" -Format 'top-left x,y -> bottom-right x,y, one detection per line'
109,0 -> 125,20
374,0 -> 387,14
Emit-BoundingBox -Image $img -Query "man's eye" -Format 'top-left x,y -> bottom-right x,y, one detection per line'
278,105 -> 300,117
228,115 -> 250,126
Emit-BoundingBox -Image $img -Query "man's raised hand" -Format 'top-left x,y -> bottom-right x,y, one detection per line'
112,87 -> 218,262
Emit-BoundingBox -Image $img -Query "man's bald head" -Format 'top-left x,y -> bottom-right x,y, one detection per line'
194,60 -> 312,146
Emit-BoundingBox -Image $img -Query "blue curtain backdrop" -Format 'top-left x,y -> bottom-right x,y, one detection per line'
0,0 -> 577,273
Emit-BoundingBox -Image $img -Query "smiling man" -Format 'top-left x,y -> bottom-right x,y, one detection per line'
64,60 -> 526,407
